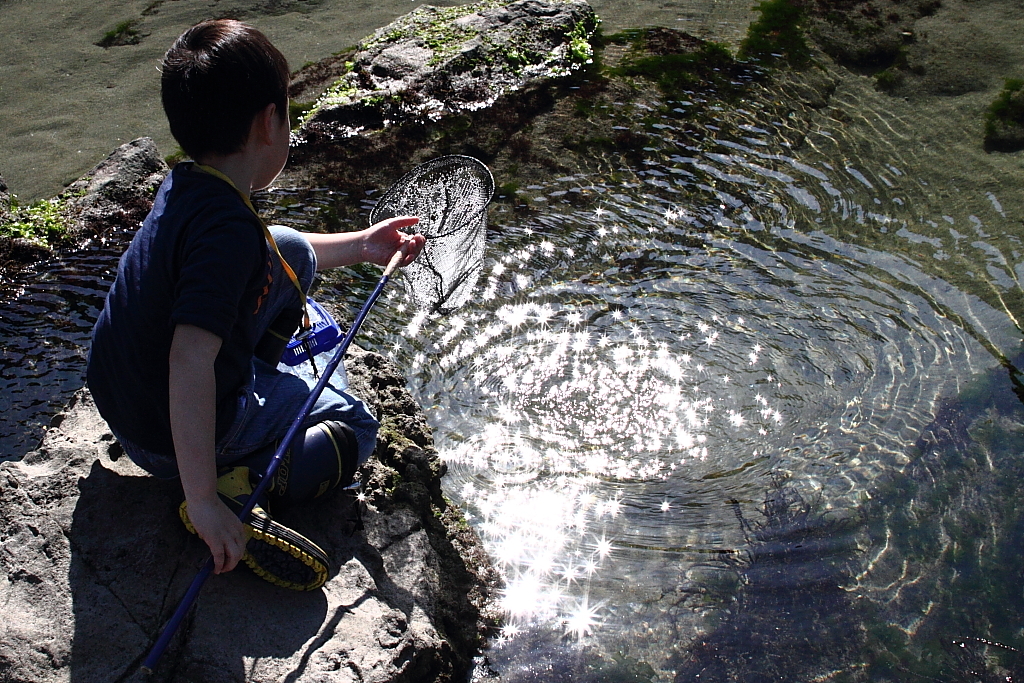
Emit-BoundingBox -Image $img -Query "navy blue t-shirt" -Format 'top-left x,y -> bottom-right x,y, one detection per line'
87,163 -> 271,456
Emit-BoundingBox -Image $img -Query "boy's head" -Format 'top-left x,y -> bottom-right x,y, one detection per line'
161,19 -> 289,161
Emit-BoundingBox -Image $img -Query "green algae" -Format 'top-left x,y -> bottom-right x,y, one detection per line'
96,19 -> 142,48
300,2 -> 597,127
567,19 -> 595,64
612,42 -> 736,97
874,66 -> 903,92
289,100 -> 315,128
362,0 -> 504,64
163,147 -> 188,167
739,0 -> 811,67
984,78 -> 1024,151
1,197 -> 73,245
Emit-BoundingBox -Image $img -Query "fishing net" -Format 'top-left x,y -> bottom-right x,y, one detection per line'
370,155 -> 493,312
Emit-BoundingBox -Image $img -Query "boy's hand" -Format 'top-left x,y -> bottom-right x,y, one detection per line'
361,216 -> 425,268
186,494 -> 247,574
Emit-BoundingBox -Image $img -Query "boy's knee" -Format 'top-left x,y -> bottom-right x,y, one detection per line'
354,418 -> 379,466
269,225 -> 316,291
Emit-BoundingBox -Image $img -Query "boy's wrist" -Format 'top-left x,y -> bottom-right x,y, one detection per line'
184,487 -> 221,507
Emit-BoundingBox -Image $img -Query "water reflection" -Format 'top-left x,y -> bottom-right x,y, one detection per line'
353,88 -> 1022,678
0,235 -> 125,458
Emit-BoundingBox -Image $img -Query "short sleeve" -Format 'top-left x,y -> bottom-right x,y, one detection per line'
170,216 -> 265,340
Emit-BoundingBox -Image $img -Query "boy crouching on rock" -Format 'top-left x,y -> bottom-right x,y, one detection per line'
86,19 -> 424,591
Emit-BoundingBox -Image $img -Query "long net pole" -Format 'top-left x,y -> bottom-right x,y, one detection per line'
141,246 -> 408,674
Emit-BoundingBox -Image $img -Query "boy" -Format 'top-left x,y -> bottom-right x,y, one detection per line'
86,19 -> 424,590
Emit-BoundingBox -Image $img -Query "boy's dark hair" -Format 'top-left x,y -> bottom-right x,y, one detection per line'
161,19 -> 289,160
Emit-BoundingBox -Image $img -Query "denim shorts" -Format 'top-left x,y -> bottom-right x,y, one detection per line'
113,363 -> 379,479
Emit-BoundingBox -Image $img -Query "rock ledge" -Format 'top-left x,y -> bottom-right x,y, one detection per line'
0,347 -> 499,683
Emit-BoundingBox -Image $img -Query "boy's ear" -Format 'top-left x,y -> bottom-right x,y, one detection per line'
251,103 -> 278,146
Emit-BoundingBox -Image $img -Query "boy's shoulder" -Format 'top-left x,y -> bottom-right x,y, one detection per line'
152,163 -> 264,239
164,163 -> 248,209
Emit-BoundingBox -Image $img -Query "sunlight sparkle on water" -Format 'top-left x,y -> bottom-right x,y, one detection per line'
564,596 -> 602,640
387,232 -> 789,635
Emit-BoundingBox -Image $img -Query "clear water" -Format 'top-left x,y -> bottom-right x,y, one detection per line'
4,62 -> 1024,683
0,231 -> 128,457
328,81 -> 1024,678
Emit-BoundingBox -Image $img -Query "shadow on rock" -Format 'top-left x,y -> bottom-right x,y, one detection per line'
2,348 -> 497,683
67,459 -> 329,683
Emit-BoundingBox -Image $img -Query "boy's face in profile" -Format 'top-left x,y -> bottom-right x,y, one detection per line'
252,104 -> 290,192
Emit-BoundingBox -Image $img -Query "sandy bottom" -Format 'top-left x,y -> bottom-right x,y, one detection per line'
0,0 -> 756,202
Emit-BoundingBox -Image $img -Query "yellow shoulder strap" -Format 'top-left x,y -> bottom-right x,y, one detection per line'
192,163 -> 311,334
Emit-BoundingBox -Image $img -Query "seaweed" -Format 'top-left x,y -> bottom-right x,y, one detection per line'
738,0 -> 812,67
984,78 -> 1024,153
96,19 -> 143,48
607,28 -> 752,100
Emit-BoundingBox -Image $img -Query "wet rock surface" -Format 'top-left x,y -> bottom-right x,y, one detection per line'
294,0 -> 597,141
803,0 -> 1024,102
281,0 -> 597,198
0,347 -> 500,683
803,0 -> 940,70
63,137 -> 168,239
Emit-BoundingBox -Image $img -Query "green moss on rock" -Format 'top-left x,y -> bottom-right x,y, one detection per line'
362,0 -> 504,63
739,0 -> 812,67
984,78 -> 1024,153
0,197 -> 73,246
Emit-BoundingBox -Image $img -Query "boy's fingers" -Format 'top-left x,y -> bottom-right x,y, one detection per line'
225,534 -> 245,572
401,235 -> 425,265
222,549 -> 238,573
373,215 -> 419,231
210,544 -> 226,574
393,215 -> 420,229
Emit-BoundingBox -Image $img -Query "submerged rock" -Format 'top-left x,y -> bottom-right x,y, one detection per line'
0,347 -> 499,682
985,80 -> 1024,152
281,0 -> 598,198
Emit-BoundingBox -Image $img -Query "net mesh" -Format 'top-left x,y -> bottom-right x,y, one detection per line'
370,155 -> 493,312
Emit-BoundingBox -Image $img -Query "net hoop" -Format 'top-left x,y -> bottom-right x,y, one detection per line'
370,155 -> 493,312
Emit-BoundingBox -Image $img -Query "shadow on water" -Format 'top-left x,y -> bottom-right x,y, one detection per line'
665,350 -> 1024,682
672,477 -> 863,682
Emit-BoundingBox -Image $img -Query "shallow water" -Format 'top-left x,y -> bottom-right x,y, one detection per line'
0,0 -> 756,201
324,83 -> 1023,678
249,67 -> 1024,677
3,3 -> 1024,681
0,231 -> 127,456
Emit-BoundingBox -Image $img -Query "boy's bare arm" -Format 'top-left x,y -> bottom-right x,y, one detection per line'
169,323 -> 246,574
304,216 -> 424,270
